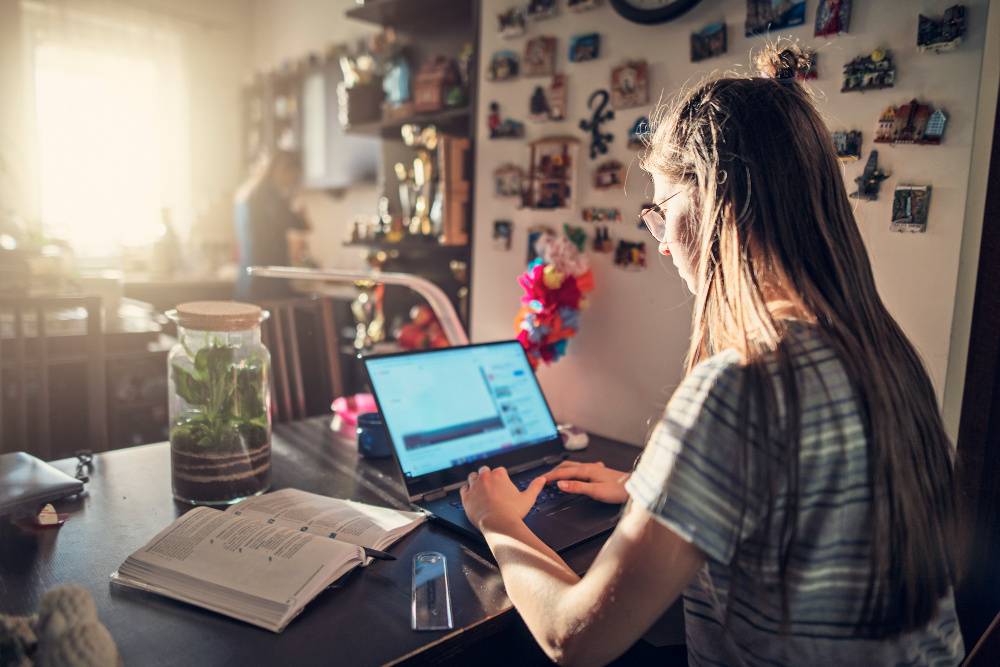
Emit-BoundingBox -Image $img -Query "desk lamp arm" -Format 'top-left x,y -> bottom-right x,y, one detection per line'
247,265 -> 470,346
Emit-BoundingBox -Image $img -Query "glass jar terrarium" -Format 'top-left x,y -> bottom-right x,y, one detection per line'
166,301 -> 271,505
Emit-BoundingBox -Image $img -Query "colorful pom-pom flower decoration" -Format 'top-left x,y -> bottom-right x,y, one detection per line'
515,234 -> 595,369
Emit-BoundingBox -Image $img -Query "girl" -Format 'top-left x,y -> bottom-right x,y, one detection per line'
460,47 -> 963,666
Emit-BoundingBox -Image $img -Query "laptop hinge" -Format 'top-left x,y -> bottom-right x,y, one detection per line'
421,489 -> 448,502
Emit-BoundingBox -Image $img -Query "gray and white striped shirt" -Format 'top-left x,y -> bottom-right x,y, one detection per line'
626,323 -> 963,666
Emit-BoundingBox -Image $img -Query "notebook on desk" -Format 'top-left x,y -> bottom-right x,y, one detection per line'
363,340 -> 622,552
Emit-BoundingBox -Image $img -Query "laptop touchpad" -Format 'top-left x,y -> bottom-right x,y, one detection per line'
546,501 -> 622,532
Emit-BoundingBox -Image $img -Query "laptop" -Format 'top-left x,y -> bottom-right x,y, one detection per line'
363,340 -> 623,552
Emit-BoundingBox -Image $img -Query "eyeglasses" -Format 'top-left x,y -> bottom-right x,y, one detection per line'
639,190 -> 683,242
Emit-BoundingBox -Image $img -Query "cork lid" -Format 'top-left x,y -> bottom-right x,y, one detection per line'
170,301 -> 264,332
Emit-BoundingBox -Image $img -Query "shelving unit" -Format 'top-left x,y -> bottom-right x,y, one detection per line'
341,0 -> 479,336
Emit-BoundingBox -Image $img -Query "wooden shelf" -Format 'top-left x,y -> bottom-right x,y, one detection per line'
344,106 -> 470,138
346,0 -> 473,30
344,237 -> 470,254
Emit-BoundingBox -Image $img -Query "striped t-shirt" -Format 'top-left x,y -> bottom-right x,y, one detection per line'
625,323 -> 963,666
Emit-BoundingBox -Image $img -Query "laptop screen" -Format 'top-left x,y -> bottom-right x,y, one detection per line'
364,341 -> 561,482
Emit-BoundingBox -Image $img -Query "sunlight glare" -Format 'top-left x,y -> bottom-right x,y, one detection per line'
35,43 -> 162,257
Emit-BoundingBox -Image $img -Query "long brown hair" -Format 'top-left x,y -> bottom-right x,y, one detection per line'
641,46 -> 956,637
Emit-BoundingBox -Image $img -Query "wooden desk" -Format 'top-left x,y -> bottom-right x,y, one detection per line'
0,417 -> 679,666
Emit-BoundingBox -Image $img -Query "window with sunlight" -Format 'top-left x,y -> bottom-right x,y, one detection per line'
29,6 -> 189,262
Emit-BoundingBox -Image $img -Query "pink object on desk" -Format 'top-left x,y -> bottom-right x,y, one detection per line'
331,394 -> 378,424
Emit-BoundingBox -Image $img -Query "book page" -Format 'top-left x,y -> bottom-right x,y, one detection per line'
125,506 -> 363,605
227,488 -> 424,548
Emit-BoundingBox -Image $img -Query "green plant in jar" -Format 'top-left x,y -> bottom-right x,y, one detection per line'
169,341 -> 268,450
166,301 -> 272,505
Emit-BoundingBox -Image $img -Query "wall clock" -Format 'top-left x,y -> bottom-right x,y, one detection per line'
609,0 -> 702,25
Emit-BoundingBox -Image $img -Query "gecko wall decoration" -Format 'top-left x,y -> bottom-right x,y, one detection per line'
580,89 -> 614,159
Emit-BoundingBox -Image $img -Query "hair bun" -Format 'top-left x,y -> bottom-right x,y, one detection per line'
756,44 -> 808,83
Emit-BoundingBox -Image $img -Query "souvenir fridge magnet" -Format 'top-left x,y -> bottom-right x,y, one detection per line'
527,226 -> 556,264
530,87 -> 552,122
745,0 -> 806,37
570,34 -> 601,62
832,130 -> 862,161
528,74 -> 566,122
523,37 -> 557,77
498,6 -> 527,38
628,117 -> 649,149
637,202 -> 653,231
891,185 -> 931,233
592,226 -> 614,253
530,76 -> 567,122
691,23 -> 727,62
564,224 -> 587,252
611,60 -> 649,110
526,137 -> 580,209
547,74 -> 567,121
918,5 -> 965,53
815,0 -> 851,37
874,100 -> 947,146
488,50 -> 519,81
798,51 -> 818,80
594,160 -> 625,189
494,164 -> 524,198
582,207 -> 622,223
527,0 -> 559,21
494,220 -> 513,250
842,48 -> 895,92
580,89 -> 614,159
849,151 -> 890,201
615,240 -> 647,269
489,102 -> 526,139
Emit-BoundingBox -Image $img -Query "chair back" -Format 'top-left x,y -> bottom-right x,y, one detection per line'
964,609 -> 1000,666
259,297 -> 343,423
0,296 -> 108,460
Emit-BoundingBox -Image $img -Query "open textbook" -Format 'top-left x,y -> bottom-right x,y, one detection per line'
111,488 -> 425,632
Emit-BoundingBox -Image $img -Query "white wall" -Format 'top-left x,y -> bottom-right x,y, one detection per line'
250,0 -> 381,275
471,0 -> 998,446
178,0 -> 255,250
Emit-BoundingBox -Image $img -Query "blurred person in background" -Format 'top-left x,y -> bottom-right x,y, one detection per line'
233,150 -> 311,301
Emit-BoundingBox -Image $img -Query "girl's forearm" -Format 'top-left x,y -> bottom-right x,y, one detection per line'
479,517 -> 601,665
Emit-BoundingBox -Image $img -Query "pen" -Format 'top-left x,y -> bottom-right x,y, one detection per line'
363,547 -> 397,561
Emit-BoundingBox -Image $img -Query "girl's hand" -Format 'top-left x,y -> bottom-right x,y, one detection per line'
460,466 -> 546,531
539,461 -> 630,504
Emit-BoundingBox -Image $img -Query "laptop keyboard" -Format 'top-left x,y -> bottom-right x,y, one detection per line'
450,478 -> 575,513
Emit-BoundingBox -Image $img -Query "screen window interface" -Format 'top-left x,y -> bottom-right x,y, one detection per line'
368,345 -> 558,479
